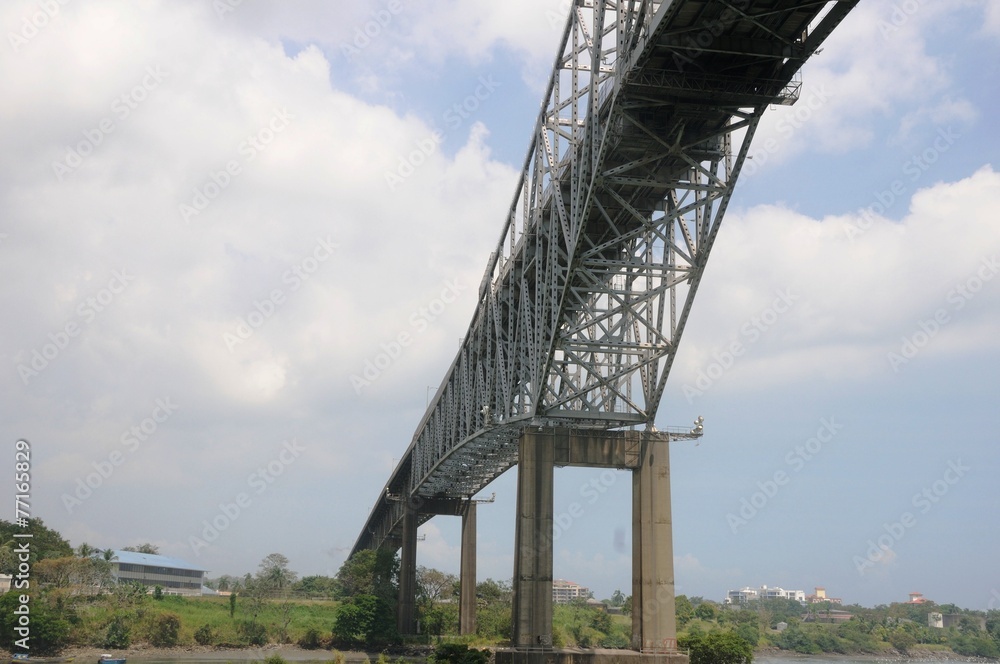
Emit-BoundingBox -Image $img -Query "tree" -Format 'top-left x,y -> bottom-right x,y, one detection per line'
475,578 -> 513,640
889,629 -> 916,653
333,594 -> 397,645
695,602 -> 718,621
122,543 -> 159,554
676,595 -> 695,626
294,575 -> 338,597
0,592 -> 70,655
0,518 -> 73,573
610,589 -> 625,607
681,631 -> 754,664
335,549 -> 398,605
256,553 -> 298,594
418,566 -> 457,603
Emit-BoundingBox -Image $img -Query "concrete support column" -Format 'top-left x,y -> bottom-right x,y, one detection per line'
459,501 -> 478,635
632,436 -> 677,652
512,429 -> 554,648
397,504 -> 418,635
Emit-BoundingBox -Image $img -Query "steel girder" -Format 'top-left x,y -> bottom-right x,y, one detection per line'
351,0 -> 860,555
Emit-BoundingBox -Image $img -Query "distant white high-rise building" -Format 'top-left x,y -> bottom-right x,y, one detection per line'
552,579 -> 590,603
724,584 -> 806,605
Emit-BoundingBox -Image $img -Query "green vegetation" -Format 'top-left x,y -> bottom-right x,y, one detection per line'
5,518 -> 1000,657
671,594 -> 1000,659
551,601 -> 630,648
431,643 -> 490,664
680,631 -> 753,664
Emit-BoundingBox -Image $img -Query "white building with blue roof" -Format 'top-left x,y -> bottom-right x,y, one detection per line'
111,550 -> 208,596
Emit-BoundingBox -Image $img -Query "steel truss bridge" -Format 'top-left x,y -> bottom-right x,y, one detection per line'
352,0 -> 859,556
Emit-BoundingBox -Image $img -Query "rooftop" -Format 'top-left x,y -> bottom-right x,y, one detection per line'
112,550 -> 208,571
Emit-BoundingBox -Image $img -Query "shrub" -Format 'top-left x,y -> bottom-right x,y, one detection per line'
0,592 -> 70,655
600,632 -> 630,649
103,615 -> 131,649
263,655 -> 286,664
194,624 -> 215,645
432,643 -> 490,664
681,631 -> 754,664
150,612 -> 181,647
238,620 -> 268,646
298,627 -> 323,649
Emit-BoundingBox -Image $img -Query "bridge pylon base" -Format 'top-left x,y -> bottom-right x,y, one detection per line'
510,427 -> 677,652
495,648 -> 688,664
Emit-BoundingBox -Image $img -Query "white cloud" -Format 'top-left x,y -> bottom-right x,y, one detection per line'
744,0 -> 974,168
0,1 -> 516,553
675,165 -> 1000,393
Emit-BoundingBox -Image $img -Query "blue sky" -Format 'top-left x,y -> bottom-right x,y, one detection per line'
2,0 -> 999,610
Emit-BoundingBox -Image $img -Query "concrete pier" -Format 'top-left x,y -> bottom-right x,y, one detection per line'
397,504 -> 418,635
507,427 -> 683,661
632,438 -> 677,652
512,429 -> 555,647
460,501 -> 478,635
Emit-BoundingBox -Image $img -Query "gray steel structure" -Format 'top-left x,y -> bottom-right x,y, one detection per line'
352,0 -> 859,557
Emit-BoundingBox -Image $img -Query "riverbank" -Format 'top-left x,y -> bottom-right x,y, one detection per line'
2,645 -> 426,663
755,646 -> 999,663
7,645 -> 997,664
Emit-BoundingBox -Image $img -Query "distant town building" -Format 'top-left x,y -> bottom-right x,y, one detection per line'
724,585 -> 806,605
552,579 -> 590,603
111,550 -> 207,596
805,609 -> 853,624
936,614 -> 986,631
806,586 -> 843,605
929,612 -> 944,628
908,592 -> 930,604
0,574 -> 12,593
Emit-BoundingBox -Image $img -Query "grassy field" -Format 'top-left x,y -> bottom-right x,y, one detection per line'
64,594 -> 342,647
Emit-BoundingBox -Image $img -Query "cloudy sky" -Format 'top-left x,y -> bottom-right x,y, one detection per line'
2,0 -> 999,610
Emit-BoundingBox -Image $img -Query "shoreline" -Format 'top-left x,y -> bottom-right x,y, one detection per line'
2,645 -> 417,662
5,645 -> 996,663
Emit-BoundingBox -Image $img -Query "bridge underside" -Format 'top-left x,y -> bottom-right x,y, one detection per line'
346,0 -> 860,653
